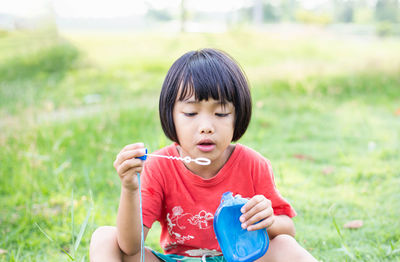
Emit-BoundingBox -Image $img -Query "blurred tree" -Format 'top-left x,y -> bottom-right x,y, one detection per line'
180,0 -> 187,32
334,0 -> 355,22
236,6 -> 253,24
353,0 -> 374,24
279,0 -> 299,21
376,20 -> 395,36
238,0 -> 278,24
295,9 -> 333,24
146,8 -> 173,22
375,0 -> 399,22
263,1 -> 279,22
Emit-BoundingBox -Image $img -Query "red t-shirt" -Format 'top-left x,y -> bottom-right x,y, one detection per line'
141,143 -> 296,257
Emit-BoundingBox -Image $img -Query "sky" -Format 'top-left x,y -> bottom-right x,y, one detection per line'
0,0 -> 341,19
0,0 -> 49,17
0,0 -> 249,18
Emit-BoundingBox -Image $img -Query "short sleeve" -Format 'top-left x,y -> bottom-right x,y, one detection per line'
141,157 -> 164,228
253,158 -> 297,218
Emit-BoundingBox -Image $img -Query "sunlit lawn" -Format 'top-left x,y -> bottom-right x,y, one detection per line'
1,28 -> 400,261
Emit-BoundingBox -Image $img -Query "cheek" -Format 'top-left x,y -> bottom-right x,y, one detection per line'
229,117 -> 236,137
220,117 -> 235,136
173,115 -> 192,141
227,115 -> 235,129
172,109 -> 181,129
174,114 -> 186,129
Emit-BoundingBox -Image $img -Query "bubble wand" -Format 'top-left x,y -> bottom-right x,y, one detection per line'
137,148 -> 211,165
136,148 -> 210,262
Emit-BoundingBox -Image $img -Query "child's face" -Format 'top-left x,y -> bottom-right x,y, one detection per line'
173,95 -> 235,163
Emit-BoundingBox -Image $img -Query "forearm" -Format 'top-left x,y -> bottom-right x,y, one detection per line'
267,215 -> 296,239
116,187 -> 142,255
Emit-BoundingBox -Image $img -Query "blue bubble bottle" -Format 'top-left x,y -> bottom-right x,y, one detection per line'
213,192 -> 269,262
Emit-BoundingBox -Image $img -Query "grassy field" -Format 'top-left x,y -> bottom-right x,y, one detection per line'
1,28 -> 400,261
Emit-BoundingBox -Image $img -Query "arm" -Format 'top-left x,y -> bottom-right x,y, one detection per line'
113,143 -> 148,255
239,195 -> 296,239
265,214 -> 295,239
117,188 -> 150,255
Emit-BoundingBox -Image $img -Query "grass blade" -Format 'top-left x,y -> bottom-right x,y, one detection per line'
74,206 -> 92,252
71,189 -> 75,257
34,222 -> 54,242
328,204 -> 355,260
34,222 -> 74,260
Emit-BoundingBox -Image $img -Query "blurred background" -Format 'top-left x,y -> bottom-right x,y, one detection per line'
2,0 -> 400,35
1,0 -> 400,261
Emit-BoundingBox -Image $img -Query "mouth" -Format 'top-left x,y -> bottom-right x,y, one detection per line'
196,139 -> 216,152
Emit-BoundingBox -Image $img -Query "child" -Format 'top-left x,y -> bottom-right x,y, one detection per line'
90,48 -> 317,262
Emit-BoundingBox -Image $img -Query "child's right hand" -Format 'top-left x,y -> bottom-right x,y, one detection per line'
113,142 -> 146,192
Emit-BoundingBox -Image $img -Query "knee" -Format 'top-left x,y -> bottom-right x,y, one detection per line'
90,226 -> 118,250
271,234 -> 297,245
91,226 -> 117,241
270,234 -> 316,262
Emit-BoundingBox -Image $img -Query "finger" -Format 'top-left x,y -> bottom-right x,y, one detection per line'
119,142 -> 145,155
120,166 -> 143,180
114,148 -> 146,168
117,158 -> 143,175
241,195 -> 265,214
241,208 -> 273,229
247,216 -> 275,231
114,142 -> 145,168
240,199 -> 270,223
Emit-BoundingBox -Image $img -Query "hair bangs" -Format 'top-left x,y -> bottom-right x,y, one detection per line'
177,52 -> 235,105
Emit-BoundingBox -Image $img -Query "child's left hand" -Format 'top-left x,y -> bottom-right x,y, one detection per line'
239,195 -> 275,231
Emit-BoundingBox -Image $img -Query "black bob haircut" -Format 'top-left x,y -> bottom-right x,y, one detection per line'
159,48 -> 252,143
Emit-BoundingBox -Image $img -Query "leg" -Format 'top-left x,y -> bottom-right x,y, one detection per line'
89,226 -> 161,262
256,234 -> 317,262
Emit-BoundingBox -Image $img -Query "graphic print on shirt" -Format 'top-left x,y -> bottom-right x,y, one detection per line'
166,206 -> 214,245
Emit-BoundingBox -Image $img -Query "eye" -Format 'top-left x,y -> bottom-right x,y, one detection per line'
215,113 -> 230,117
184,112 -> 197,117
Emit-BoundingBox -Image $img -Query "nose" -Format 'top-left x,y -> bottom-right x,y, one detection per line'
200,126 -> 213,134
199,118 -> 214,134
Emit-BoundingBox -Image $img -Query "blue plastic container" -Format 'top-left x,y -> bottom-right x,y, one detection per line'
213,192 -> 269,262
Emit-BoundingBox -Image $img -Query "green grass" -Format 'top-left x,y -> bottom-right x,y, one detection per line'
1,28 -> 400,261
